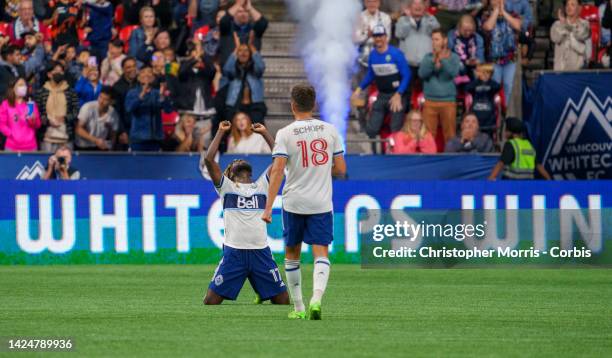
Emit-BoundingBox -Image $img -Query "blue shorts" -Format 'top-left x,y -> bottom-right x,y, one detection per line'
282,209 -> 334,247
209,246 -> 286,301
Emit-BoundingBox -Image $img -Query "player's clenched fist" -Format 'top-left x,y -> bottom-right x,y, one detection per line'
252,123 -> 268,134
261,208 -> 272,224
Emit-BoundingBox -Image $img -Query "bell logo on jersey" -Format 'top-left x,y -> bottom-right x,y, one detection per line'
223,193 -> 266,210
237,195 -> 259,209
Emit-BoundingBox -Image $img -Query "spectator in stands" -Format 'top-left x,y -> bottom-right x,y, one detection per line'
226,111 -> 271,154
435,0 -> 483,32
0,42 -> 44,99
352,25 -> 411,139
45,0 -> 81,48
8,0 -> 50,47
551,0 -> 591,71
175,40 -> 216,115
83,0 -> 114,62
2,0 -> 21,22
189,0 -> 221,31
481,0 -> 522,105
448,14 -> 484,81
162,47 -> 180,76
202,9 -> 225,57
223,43 -> 266,124
419,29 -> 460,149
0,77 -> 40,151
101,39 -> 126,86
75,65 -> 102,107
62,44 -> 82,85
489,117 -> 551,180
136,29 -> 172,64
43,145 -> 80,180
465,63 -> 500,137
129,6 -> 158,62
355,0 -> 392,68
125,66 -> 173,151
504,0 -> 534,65
445,113 -> 493,153
112,56 -> 139,147
167,113 -> 206,152
35,61 -> 80,152
395,0 -> 440,76
75,86 -> 118,151
218,0 -> 268,66
389,110 -> 437,154
123,0 -> 172,29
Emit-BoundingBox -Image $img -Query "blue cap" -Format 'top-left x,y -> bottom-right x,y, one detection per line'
372,25 -> 386,37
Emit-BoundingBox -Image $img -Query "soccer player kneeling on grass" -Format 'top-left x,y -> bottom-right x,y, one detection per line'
203,120 -> 289,305
262,84 -> 347,320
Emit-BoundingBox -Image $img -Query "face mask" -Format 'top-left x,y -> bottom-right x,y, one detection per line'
52,73 -> 64,83
15,85 -> 28,98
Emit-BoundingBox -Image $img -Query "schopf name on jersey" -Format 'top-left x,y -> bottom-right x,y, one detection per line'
223,193 -> 266,210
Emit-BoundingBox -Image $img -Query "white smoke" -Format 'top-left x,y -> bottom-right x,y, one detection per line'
286,0 -> 361,140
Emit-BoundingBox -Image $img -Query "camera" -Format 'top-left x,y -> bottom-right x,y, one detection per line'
57,156 -> 66,166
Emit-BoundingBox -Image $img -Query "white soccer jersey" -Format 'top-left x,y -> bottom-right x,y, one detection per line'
272,119 -> 344,214
215,173 -> 269,249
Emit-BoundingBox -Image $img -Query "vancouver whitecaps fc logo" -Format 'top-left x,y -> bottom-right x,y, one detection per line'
214,274 -> 224,286
16,161 -> 46,180
542,88 -> 612,180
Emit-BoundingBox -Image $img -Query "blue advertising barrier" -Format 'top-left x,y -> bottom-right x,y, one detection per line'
0,179 -> 609,264
527,71 -> 612,180
0,153 -> 499,180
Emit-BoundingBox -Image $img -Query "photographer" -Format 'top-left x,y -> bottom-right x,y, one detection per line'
43,145 -> 80,180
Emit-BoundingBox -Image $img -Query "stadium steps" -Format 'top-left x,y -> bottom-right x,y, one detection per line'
261,22 -> 365,152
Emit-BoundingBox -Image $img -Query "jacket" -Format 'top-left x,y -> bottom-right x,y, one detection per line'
218,14 -> 268,65
74,76 -> 102,107
34,82 -> 80,142
175,56 -> 216,111
395,15 -> 440,67
223,52 -> 265,107
125,86 -> 173,143
0,99 -> 41,151
551,19 -> 591,71
418,52 -> 461,102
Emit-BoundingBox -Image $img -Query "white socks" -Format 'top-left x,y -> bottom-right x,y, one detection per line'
284,259 -> 305,312
310,257 -> 330,304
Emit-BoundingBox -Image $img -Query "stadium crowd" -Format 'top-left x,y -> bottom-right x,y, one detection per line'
353,0 -> 611,154
0,0 -> 609,156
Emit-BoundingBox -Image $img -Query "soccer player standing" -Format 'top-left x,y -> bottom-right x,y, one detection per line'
261,84 -> 347,320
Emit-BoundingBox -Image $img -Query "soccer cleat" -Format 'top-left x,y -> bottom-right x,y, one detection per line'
308,302 -> 322,320
253,294 -> 262,304
288,310 -> 306,320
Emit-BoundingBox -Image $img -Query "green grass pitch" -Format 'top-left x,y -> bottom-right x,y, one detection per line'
1,265 -> 611,357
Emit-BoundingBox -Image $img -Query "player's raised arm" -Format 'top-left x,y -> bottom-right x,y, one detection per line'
252,123 -> 276,177
252,123 -> 275,151
204,121 -> 231,187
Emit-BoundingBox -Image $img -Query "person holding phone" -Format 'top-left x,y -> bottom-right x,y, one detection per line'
0,77 -> 40,151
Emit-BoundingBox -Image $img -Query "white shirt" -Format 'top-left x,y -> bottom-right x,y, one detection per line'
227,133 -> 271,154
272,119 -> 344,214
215,173 -> 269,249
354,9 -> 392,45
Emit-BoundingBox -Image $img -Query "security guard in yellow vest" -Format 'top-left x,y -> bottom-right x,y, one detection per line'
489,117 -> 551,180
